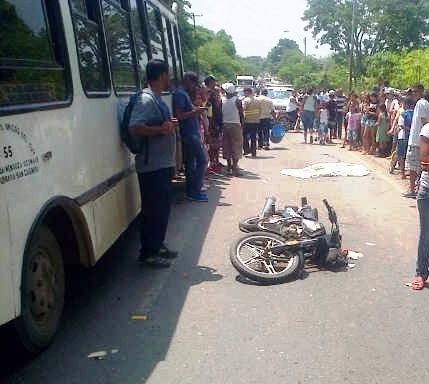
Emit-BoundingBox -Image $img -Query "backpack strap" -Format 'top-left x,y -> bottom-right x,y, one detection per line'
140,90 -> 170,164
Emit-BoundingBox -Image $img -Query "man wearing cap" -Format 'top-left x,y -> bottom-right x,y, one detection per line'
173,72 -> 209,202
221,83 -> 244,176
242,87 -> 261,156
258,89 -> 276,150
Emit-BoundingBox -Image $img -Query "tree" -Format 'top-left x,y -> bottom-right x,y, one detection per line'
265,38 -> 301,74
302,0 -> 429,78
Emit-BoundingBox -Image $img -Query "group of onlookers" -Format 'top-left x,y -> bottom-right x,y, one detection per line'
125,59 -> 277,267
285,82 -> 429,290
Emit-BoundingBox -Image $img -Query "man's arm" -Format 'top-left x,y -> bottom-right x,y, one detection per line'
420,135 -> 429,172
130,121 -> 177,136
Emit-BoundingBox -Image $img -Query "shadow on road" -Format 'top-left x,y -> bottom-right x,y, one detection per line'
0,169 -> 262,383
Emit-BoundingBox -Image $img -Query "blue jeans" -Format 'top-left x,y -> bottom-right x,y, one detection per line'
182,134 -> 207,196
137,167 -> 173,257
336,112 -> 344,139
416,185 -> 429,279
301,110 -> 315,132
243,123 -> 259,155
259,118 -> 272,147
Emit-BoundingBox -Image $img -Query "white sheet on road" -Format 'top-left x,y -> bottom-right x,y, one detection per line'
280,162 -> 369,178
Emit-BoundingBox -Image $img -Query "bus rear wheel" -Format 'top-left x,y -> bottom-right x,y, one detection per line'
15,226 -> 65,353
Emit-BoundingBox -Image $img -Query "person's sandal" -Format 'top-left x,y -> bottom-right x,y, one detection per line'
411,276 -> 425,290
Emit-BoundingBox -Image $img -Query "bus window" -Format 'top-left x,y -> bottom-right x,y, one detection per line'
0,0 -> 69,109
129,0 -> 149,87
69,0 -> 110,95
161,17 -> 175,84
172,25 -> 183,80
101,0 -> 138,94
145,2 -> 165,61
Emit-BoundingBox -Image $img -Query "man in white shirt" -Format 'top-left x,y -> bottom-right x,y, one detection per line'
402,84 -> 429,198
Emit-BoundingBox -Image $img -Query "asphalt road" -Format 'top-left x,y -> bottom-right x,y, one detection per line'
1,132 -> 427,384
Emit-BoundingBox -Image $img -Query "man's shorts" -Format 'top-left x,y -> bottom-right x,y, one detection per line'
396,138 -> 408,159
405,145 -> 420,172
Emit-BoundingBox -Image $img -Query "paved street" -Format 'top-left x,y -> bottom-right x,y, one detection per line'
1,132 -> 427,384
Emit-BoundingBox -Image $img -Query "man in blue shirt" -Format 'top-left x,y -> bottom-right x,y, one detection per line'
129,59 -> 179,268
173,72 -> 209,202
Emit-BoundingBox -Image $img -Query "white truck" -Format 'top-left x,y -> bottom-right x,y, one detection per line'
236,75 -> 256,88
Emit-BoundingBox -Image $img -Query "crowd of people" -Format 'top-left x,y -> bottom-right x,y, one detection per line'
127,58 -> 429,284
291,84 -> 429,201
126,60 -> 277,267
290,83 -> 429,290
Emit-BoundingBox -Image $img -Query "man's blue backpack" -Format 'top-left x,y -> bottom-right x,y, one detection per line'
120,90 -> 144,154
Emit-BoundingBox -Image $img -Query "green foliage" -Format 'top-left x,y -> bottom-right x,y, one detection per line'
302,0 -> 429,78
172,0 -> 429,92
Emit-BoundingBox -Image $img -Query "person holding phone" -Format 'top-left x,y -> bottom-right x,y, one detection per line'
128,59 -> 179,268
173,72 -> 209,202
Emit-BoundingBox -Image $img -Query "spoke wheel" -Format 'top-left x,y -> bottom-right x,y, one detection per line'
230,232 -> 302,283
15,226 -> 65,353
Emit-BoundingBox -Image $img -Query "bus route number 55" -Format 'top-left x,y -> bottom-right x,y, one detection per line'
3,145 -> 13,159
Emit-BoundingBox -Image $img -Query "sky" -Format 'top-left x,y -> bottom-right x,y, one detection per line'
187,0 -> 332,58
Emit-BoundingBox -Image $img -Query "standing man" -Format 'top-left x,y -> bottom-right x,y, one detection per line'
402,84 -> 429,198
128,59 -> 179,268
242,87 -> 261,157
335,88 -> 346,139
326,90 -> 338,142
204,75 -> 223,172
173,72 -> 209,202
221,83 -> 244,176
257,88 -> 276,150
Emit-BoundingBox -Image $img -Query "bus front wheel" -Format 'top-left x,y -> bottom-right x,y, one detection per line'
15,226 -> 65,353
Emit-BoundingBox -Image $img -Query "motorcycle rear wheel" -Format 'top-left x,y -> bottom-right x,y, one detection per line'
230,232 -> 302,283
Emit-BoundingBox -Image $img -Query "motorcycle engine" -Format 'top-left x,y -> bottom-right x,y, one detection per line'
280,223 -> 307,240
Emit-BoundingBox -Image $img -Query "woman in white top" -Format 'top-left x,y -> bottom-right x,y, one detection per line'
301,87 -> 318,143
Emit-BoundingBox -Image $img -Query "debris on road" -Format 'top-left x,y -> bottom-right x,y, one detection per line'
131,314 -> 148,321
88,351 -> 108,360
348,251 -> 364,260
88,349 -> 120,360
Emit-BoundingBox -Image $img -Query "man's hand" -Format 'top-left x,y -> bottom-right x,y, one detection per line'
160,118 -> 179,135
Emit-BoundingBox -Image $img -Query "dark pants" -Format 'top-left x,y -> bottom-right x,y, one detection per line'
243,122 -> 259,156
137,167 -> 173,257
336,112 -> 344,139
182,134 -> 207,196
416,195 -> 429,280
259,118 -> 272,147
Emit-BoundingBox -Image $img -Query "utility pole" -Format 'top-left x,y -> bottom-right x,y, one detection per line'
190,12 -> 203,75
284,30 -> 306,64
303,36 -> 307,65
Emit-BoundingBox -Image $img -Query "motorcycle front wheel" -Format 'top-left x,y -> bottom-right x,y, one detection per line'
230,232 -> 302,283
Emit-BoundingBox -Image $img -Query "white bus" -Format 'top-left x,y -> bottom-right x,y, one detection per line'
0,0 -> 183,352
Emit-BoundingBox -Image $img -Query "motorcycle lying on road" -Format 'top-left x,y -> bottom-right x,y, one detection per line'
230,197 -> 347,283
275,110 -> 299,132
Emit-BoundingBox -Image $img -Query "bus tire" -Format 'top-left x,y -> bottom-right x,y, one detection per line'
15,226 -> 65,353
